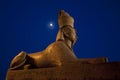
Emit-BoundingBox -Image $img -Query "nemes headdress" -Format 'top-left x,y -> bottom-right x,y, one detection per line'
58,10 -> 74,28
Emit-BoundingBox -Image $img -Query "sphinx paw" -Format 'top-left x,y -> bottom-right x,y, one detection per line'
10,51 -> 27,70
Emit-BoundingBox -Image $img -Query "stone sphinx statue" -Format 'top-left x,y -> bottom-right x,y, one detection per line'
10,10 -> 78,70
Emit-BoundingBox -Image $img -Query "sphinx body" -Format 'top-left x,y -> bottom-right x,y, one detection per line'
10,10 -> 78,70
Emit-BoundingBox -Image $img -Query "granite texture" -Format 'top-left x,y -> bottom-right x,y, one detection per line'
6,61 -> 120,80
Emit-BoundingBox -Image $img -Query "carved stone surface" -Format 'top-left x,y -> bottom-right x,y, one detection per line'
6,62 -> 120,80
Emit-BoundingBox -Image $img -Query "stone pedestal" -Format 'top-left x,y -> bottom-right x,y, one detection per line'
6,62 -> 120,80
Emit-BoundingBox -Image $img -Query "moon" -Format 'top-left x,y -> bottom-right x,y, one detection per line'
50,23 -> 53,27
48,22 -> 55,29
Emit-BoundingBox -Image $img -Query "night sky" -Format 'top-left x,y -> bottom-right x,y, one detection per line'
0,0 -> 120,79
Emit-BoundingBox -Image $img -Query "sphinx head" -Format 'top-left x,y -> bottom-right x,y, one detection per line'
57,10 -> 77,48
58,10 -> 74,28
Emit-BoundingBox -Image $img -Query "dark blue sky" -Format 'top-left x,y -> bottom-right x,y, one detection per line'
0,0 -> 120,79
